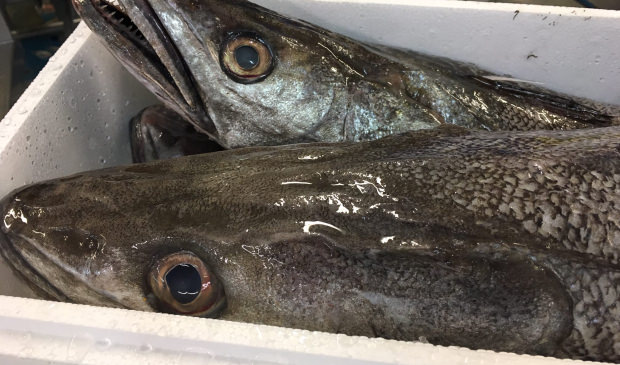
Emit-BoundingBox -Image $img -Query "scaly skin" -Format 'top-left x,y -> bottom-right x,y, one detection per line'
1,125 -> 619,361
72,0 -> 619,148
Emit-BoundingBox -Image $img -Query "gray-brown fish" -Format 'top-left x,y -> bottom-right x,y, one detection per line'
129,104 -> 224,162
1,125 -> 619,362
72,0 -> 618,148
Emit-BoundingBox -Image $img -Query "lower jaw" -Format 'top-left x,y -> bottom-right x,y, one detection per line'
0,232 -> 68,301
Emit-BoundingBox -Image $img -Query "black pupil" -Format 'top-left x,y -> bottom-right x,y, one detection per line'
165,264 -> 202,304
234,45 -> 259,70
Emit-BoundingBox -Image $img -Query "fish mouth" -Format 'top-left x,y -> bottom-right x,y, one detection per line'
0,192 -> 131,309
73,0 -> 218,139
0,229 -> 70,301
90,0 -> 144,48
0,191 -> 69,301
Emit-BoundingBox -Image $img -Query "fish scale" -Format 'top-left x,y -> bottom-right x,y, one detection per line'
548,257 -> 620,361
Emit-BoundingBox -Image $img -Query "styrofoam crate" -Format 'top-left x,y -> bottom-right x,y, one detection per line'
0,0 -> 618,363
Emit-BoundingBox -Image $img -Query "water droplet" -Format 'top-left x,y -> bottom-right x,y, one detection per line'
66,334 -> 95,362
20,345 -> 34,356
95,338 -> 112,350
18,107 -> 28,115
51,62 -> 63,71
138,344 -> 153,352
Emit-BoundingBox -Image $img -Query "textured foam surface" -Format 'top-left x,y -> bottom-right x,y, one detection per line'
0,295 -> 606,364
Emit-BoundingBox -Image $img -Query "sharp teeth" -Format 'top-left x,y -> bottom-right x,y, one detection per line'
107,0 -> 125,12
97,0 -> 126,14
96,0 -> 149,49
97,0 -> 140,34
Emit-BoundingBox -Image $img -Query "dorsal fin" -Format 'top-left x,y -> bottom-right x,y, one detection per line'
471,75 -> 619,126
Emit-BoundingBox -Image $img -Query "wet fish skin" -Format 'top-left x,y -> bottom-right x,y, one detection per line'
1,125 -> 619,361
73,0 -> 618,148
130,104 -> 224,162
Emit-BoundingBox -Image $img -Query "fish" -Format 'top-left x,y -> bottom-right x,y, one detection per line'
130,104 -> 224,162
72,0 -> 619,149
1,125 -> 619,362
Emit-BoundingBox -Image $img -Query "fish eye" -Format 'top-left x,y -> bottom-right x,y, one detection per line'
166,264 -> 201,304
220,32 -> 275,84
147,251 -> 226,316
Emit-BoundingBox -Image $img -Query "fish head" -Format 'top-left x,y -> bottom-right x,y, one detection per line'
0,176 -> 181,312
73,0 -> 437,148
0,161 -> 275,316
0,143 -> 401,320
0,150 -> 375,323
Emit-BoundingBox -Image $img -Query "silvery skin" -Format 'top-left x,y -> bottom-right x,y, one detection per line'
73,0 -> 618,148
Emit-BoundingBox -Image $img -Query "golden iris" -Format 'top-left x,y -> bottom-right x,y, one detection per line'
147,251 -> 226,317
220,32 -> 275,84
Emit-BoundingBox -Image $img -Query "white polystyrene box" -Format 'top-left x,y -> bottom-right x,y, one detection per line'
0,1 -> 618,363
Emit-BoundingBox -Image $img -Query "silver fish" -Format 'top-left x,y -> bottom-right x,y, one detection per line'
72,0 -> 618,148
1,125 -> 619,361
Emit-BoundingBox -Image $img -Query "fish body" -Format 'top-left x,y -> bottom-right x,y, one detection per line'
1,125 -> 619,361
73,0 -> 618,148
